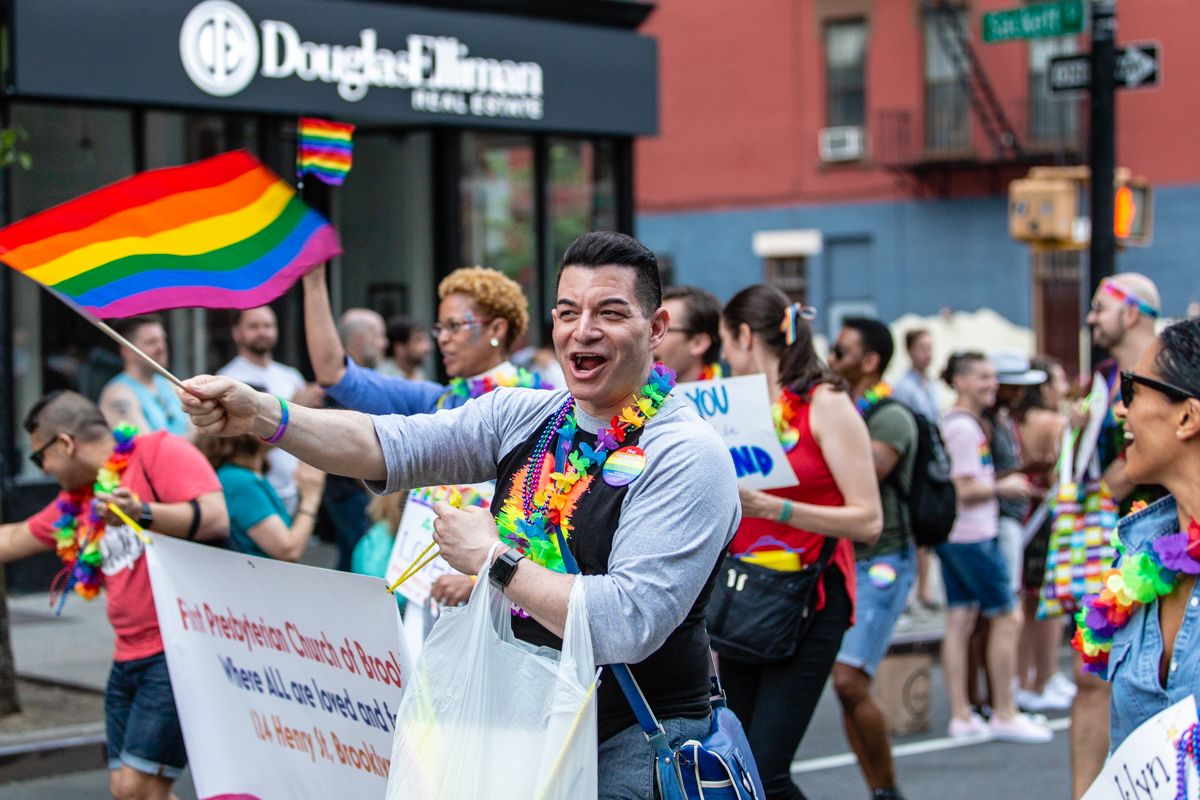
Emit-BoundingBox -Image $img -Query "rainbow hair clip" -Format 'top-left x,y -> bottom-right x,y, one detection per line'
1101,280 -> 1160,319
779,303 -> 818,346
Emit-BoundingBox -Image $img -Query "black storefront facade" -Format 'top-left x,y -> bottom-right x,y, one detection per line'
0,0 -> 657,537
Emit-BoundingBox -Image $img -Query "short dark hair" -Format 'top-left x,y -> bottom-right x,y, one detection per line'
663,285 -> 722,364
941,351 -> 987,388
722,284 -> 845,395
557,231 -> 662,315
1156,318 -> 1200,397
23,390 -> 110,442
905,328 -> 930,352
109,314 -> 164,341
386,315 -> 421,348
842,316 -> 895,375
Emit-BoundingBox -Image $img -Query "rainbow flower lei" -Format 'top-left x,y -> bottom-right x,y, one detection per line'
495,363 -> 676,572
443,366 -> 546,404
772,388 -> 802,453
49,423 -> 138,612
698,363 -> 724,382
855,381 -> 892,417
1073,499 -> 1200,674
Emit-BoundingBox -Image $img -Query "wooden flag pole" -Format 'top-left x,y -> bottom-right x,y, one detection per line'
89,317 -> 200,397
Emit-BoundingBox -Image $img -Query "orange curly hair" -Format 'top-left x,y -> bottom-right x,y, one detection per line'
438,266 -> 530,349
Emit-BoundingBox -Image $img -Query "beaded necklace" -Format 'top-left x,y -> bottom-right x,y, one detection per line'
441,365 -> 546,407
698,363 -> 724,382
1073,501 -> 1200,674
855,381 -> 892,417
1177,723 -> 1200,800
49,423 -> 138,612
495,363 -> 676,572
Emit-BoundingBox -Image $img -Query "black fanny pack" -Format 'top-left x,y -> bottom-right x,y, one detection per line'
705,537 -> 837,664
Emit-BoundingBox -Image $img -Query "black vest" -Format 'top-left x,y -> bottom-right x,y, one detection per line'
494,410 -> 717,741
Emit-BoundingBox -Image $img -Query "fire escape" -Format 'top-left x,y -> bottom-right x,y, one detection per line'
875,0 -> 1082,196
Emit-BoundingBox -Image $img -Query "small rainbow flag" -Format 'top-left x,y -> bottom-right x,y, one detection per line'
0,151 -> 341,318
296,117 -> 355,185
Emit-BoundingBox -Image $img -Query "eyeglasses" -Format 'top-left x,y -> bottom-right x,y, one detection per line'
430,317 -> 493,338
1120,370 -> 1200,408
29,435 -> 61,470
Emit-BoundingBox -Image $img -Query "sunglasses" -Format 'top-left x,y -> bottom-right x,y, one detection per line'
830,344 -> 847,360
1120,370 -> 1200,408
29,435 -> 61,470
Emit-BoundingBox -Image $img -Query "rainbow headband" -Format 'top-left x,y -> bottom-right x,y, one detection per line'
1102,280 -> 1160,319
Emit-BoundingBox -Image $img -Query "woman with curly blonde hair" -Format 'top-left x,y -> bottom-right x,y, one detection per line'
302,263 -> 547,415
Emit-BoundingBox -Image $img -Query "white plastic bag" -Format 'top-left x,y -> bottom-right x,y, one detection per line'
385,545 -> 599,799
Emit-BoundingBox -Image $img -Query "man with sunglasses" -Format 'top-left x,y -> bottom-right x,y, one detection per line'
1070,272 -> 1163,799
0,390 -> 228,800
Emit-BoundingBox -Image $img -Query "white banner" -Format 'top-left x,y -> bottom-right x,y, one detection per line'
146,536 -> 412,800
384,483 -> 494,611
1083,695 -> 1199,800
677,374 -> 800,491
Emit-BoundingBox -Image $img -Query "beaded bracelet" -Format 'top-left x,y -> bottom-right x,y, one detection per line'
260,395 -> 290,444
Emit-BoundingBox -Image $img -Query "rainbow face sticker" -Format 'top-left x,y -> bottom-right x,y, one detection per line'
602,446 -> 646,487
868,562 -> 897,589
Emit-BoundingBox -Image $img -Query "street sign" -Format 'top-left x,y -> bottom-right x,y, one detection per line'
1048,42 -> 1161,93
982,0 -> 1085,44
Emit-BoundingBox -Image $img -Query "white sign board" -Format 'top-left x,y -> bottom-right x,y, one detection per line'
146,536 -> 411,799
677,374 -> 800,491
384,483 -> 495,610
1083,695 -> 1199,800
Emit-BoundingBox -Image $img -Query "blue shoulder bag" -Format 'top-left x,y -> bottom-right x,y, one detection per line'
554,527 -> 765,799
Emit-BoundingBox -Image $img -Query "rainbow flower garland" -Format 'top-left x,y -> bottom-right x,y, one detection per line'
698,363 -> 724,381
495,363 -> 676,572
1073,500 -> 1200,674
49,423 -> 138,612
772,388 -> 802,453
855,381 -> 892,417
444,366 -> 546,404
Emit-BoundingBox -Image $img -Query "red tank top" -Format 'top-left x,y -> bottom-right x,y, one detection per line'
729,387 -> 857,617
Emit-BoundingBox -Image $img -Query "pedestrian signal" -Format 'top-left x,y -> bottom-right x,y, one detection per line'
1113,179 -> 1152,246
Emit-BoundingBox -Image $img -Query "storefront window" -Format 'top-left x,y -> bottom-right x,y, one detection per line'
544,139 -> 617,327
460,133 -> 536,297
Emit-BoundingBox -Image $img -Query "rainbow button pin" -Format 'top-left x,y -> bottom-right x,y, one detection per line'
602,446 -> 646,487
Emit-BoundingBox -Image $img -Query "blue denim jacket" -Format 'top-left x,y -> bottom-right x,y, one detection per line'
1107,495 -> 1200,752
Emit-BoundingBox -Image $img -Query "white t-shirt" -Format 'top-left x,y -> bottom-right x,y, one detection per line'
218,355 -> 306,513
941,410 -> 998,544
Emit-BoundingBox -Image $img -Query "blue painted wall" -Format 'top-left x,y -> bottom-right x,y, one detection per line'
636,183 -> 1200,328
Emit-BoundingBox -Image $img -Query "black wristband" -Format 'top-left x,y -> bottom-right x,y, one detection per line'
186,498 -> 201,540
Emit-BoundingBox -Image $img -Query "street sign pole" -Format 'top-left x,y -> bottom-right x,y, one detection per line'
1088,0 -> 1116,369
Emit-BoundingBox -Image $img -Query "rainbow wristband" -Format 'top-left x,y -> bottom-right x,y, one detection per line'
260,396 -> 289,444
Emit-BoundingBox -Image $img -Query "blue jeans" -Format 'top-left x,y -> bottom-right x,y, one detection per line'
599,714 -> 713,799
937,538 -> 1016,617
105,652 -> 187,778
836,546 -> 917,677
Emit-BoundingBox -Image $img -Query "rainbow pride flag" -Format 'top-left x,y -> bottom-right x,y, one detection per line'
296,117 -> 354,185
0,151 -> 341,318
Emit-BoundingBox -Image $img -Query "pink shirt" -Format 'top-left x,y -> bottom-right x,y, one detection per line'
27,432 -> 221,662
941,410 -> 998,544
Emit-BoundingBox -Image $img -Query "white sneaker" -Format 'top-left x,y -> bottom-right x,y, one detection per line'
1047,672 -> 1077,699
1016,686 -> 1072,713
948,712 -> 992,740
989,713 -> 1054,744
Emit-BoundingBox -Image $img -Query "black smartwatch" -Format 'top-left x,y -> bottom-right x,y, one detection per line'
488,549 -> 526,591
137,503 -> 154,530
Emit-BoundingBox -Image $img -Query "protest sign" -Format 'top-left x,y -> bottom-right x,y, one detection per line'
146,536 -> 411,800
384,483 -> 494,610
677,374 -> 800,491
1083,695 -> 1199,800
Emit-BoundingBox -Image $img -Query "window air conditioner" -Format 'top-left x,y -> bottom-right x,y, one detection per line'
818,126 -> 865,162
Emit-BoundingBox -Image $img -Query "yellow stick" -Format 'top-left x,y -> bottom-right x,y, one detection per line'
106,502 -> 153,545
535,671 -> 601,800
386,540 -> 438,593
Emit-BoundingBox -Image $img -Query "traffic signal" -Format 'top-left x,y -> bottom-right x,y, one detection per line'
1114,177 -> 1152,246
1008,178 -> 1078,243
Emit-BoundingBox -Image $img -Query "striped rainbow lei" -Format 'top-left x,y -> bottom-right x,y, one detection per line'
444,366 -> 546,403
1073,500 -> 1200,674
49,423 -> 138,612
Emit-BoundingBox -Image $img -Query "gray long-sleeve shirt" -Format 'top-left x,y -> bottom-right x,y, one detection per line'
367,387 -> 741,665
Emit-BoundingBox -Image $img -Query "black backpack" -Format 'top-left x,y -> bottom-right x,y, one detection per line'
866,399 -> 957,548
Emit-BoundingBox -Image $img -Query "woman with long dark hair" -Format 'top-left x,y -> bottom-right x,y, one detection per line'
714,284 -> 881,800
